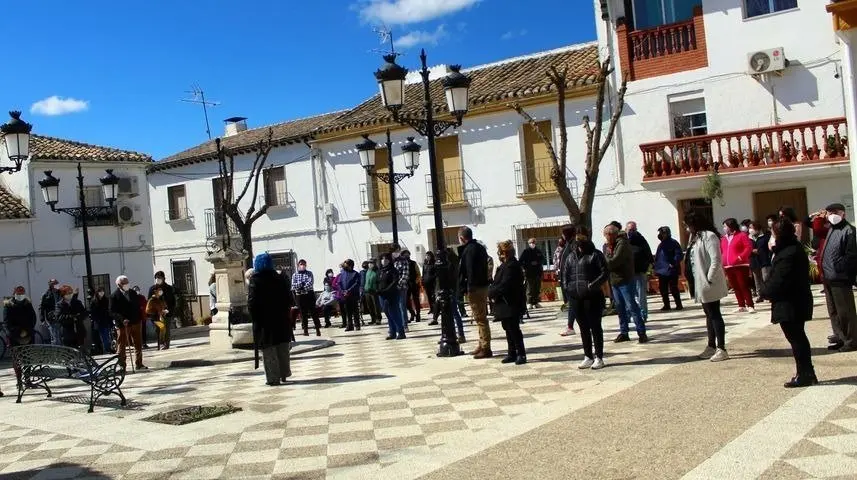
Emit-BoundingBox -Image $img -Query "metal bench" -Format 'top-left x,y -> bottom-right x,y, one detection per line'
12,344 -> 127,413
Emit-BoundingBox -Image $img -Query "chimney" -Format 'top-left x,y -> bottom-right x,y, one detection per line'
224,117 -> 248,137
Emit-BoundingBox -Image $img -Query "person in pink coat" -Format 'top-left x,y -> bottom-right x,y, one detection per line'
721,218 -> 756,313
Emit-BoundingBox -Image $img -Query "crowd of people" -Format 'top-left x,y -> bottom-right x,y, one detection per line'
2,202 -> 855,393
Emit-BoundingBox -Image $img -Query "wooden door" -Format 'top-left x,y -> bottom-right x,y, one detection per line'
434,136 -> 462,203
428,227 -> 461,252
677,198 -> 713,247
371,146 -> 390,210
753,188 -> 808,242
524,121 -> 553,194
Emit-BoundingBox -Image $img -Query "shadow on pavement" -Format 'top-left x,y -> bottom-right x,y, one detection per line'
604,353 -> 698,368
730,347 -> 839,360
288,374 -> 393,385
821,375 -> 857,386
2,462 -> 113,480
530,351 -> 631,364
292,352 -> 345,361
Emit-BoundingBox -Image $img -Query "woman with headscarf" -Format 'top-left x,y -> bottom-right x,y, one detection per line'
489,240 -> 527,365
248,253 -> 294,386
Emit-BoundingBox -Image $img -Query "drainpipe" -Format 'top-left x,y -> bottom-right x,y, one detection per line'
603,0 -> 626,190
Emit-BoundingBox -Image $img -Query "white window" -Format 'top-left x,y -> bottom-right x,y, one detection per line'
745,0 -> 797,19
80,186 -> 105,207
167,185 -> 188,220
670,97 -> 707,138
632,0 -> 696,29
263,166 -> 287,207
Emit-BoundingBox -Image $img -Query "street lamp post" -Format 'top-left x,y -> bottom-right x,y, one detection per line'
373,50 -> 471,357
356,129 -> 419,246
39,164 -> 120,297
0,111 -> 32,175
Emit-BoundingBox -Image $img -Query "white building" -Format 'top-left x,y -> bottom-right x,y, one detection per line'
0,133 -> 153,303
149,0 -> 852,313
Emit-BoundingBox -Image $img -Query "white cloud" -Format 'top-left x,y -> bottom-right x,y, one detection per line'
359,0 -> 481,25
501,29 -> 528,40
396,24 -> 448,49
30,96 -> 89,116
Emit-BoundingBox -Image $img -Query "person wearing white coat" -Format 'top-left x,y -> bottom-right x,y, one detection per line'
685,211 -> 730,362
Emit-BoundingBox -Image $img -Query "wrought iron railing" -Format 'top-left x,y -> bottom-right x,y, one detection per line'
73,209 -> 117,228
359,184 -> 410,214
424,169 -> 478,206
165,208 -> 192,222
513,161 -> 579,199
640,117 -> 849,179
260,190 -> 294,209
204,208 -> 238,239
630,17 -> 697,61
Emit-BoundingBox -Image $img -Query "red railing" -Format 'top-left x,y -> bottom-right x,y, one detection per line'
641,117 -> 849,179
629,18 -> 697,62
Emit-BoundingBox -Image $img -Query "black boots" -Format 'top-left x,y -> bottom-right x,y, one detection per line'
784,374 -> 818,388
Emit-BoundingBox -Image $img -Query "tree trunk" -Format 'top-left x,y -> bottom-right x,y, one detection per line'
239,225 -> 254,270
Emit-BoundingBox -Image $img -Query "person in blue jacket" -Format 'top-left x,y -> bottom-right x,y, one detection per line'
654,226 -> 684,311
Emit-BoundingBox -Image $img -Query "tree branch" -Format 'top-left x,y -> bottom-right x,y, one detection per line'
507,103 -> 559,167
589,57 -> 610,171
598,71 -> 629,161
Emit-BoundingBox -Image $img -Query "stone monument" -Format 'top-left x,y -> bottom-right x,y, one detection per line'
207,249 -> 254,349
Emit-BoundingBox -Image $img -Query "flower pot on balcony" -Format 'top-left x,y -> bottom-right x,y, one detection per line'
750,150 -> 760,167
654,161 -> 663,177
662,159 -> 672,176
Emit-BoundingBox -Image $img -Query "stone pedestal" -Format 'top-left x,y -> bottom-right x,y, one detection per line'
207,250 -> 254,350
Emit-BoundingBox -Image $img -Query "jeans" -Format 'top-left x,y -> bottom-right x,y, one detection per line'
384,290 -> 406,337
633,273 -> 648,319
432,295 -> 466,338
570,296 -> 604,359
297,294 -> 321,333
97,325 -> 113,353
780,320 -> 814,377
613,282 -> 646,335
47,322 -> 63,346
399,288 -> 409,325
702,300 -> 726,349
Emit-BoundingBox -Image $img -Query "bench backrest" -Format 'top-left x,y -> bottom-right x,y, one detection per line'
12,345 -> 95,372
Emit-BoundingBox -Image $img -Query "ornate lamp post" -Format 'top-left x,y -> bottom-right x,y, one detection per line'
39,165 -> 120,296
0,111 -> 32,174
373,50 -> 471,357
356,130 -> 420,246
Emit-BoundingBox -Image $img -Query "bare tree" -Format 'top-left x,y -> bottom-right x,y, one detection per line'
214,127 -> 275,269
510,56 -> 628,229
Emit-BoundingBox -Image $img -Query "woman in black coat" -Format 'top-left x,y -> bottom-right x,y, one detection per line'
488,240 -> 527,365
422,251 -> 438,317
562,226 -> 610,370
248,253 -> 294,386
760,218 -> 816,388
3,286 -> 37,347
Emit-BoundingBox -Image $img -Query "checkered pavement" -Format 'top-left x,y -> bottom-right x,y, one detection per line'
0,296 -> 775,479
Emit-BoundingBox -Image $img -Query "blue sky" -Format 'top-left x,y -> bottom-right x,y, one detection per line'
1,0 -> 596,160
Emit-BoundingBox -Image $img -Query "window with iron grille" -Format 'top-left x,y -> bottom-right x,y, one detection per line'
74,187 -> 115,227
269,252 -> 296,282
263,167 -> 287,207
170,260 -> 197,296
81,273 -> 111,300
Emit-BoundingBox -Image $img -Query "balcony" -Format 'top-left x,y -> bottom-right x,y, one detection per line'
617,5 -> 707,81
259,191 -> 296,212
359,184 -> 411,217
204,208 -> 238,239
514,161 -> 580,201
73,208 -> 117,228
164,208 -> 193,223
424,170 -> 479,208
640,117 -> 849,187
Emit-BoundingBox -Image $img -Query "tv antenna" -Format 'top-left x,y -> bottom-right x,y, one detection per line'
181,84 -> 221,139
372,25 -> 399,57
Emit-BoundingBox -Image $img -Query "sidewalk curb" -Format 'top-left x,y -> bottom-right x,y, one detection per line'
147,339 -> 336,369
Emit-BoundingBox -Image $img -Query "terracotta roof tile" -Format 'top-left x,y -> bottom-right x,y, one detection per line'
0,184 -> 30,219
149,111 -> 345,172
317,43 -> 599,135
30,135 -> 152,163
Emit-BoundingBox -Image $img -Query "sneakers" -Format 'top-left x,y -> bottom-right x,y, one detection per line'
560,328 -> 576,337
578,357 -> 594,369
698,346 -> 716,360
747,307 -> 757,314
710,348 -> 729,362
591,357 -> 605,370
614,333 -> 630,343
732,307 -> 747,314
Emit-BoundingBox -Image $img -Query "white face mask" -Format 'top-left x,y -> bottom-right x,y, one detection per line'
14,294 -> 25,302
829,213 -> 844,225
155,279 -> 164,285
528,243 -> 536,249
740,225 -> 749,233
723,227 -> 731,235
767,221 -> 774,228
749,229 -> 757,237
121,284 -> 130,292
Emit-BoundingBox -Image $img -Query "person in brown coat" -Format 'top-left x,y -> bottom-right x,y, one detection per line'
145,289 -> 168,350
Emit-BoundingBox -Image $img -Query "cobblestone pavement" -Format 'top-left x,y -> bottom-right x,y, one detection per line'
0,290 -> 850,479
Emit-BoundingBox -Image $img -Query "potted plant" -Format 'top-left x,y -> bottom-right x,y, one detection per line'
749,147 -> 761,166
644,157 -> 655,178
701,171 -> 725,206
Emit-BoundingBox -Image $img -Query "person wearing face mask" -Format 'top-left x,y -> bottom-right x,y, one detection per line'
364,259 -> 382,325
148,272 -> 176,349
654,226 -> 683,311
146,288 -> 168,350
519,238 -> 546,309
110,275 -> 146,370
338,259 -> 362,332
490,240 -> 527,365
291,259 -> 323,335
40,279 -> 62,345
604,224 -> 648,343
748,221 -> 772,304
720,218 -> 756,314
90,287 -> 113,354
4,286 -> 37,350
377,253 -> 406,339
563,227 -> 609,369
686,212 -> 730,362
319,269 -> 338,327
54,285 -> 86,348
819,203 -> 857,352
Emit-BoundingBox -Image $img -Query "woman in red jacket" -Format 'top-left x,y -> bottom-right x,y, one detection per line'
720,218 -> 756,314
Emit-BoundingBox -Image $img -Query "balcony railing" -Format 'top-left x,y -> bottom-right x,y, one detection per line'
359,184 -> 410,215
641,117 -> 849,180
259,191 -> 295,210
204,208 -> 238,239
617,5 -> 707,81
514,161 -> 580,200
74,208 -> 117,228
165,208 -> 192,223
424,170 -> 479,207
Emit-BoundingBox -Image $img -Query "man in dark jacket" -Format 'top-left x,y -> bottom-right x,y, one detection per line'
604,225 -> 648,343
626,221 -> 654,320
820,203 -> 857,352
519,238 -> 546,309
4,286 -> 37,349
148,271 -> 176,349
339,259 -> 362,331
110,275 -> 146,370
249,253 -> 294,385
40,279 -> 61,345
558,225 -> 578,336
458,226 -> 492,358
654,226 -> 684,311
406,252 -> 421,323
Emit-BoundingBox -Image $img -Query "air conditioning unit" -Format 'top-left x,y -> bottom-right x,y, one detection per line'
747,48 -> 787,75
116,201 -> 142,226
117,177 -> 139,198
